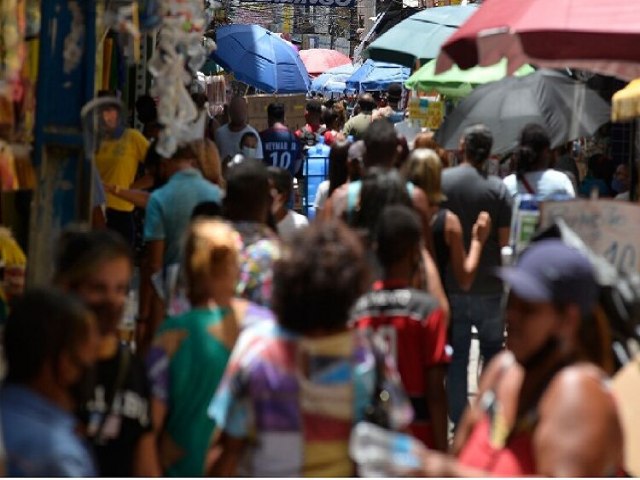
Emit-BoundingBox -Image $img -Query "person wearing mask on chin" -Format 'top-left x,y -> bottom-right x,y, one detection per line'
0,289 -> 100,477
54,229 -> 162,477
413,240 -> 623,477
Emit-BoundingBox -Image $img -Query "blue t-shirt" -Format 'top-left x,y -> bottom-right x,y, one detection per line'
260,126 -> 303,176
144,168 -> 222,266
0,384 -> 97,477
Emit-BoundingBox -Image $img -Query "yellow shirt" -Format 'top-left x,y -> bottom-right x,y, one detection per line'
95,129 -> 149,211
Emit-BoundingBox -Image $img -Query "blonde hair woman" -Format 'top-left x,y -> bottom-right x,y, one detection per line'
146,219 -> 274,476
403,149 -> 491,291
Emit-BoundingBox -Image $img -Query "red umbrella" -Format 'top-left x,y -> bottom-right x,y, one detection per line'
436,0 -> 640,80
299,49 -> 352,76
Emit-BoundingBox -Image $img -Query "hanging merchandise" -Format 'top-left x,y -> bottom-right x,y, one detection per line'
15,39 -> 38,144
205,74 -> 227,117
1,0 -> 27,103
104,1 -> 142,64
139,0 -> 162,31
63,1 -> 85,75
148,0 -> 215,157
0,227 -> 27,324
25,0 -> 41,38
0,141 -> 18,191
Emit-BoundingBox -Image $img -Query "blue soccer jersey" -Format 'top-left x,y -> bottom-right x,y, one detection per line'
260,126 -> 304,176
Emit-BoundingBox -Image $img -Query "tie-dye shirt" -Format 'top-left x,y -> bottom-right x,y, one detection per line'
208,321 -> 413,477
233,222 -> 281,308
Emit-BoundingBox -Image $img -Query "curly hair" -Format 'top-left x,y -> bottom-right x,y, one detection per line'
272,220 -> 370,335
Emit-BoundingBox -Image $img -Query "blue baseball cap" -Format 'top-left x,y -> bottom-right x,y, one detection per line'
496,239 -> 599,314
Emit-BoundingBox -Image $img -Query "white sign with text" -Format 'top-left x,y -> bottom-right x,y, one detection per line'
540,199 -> 640,273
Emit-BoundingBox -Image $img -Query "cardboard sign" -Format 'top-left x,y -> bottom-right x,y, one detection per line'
425,101 -> 444,130
245,94 -> 306,132
408,97 -> 428,125
408,98 -> 443,129
540,199 -> 640,273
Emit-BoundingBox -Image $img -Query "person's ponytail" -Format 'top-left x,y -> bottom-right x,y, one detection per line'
514,145 -> 537,182
516,124 -> 551,180
470,146 -> 489,166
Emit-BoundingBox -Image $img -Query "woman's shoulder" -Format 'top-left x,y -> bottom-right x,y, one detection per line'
539,362 -> 619,425
544,363 -> 614,399
534,363 -> 623,476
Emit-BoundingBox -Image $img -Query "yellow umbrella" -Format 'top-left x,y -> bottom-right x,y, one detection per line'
612,78 -> 640,122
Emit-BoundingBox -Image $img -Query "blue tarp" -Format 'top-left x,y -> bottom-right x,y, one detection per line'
345,59 -> 411,92
310,64 -> 356,94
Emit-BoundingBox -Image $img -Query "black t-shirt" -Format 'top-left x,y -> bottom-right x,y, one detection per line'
441,164 -> 513,295
431,208 -> 450,290
79,343 -> 153,476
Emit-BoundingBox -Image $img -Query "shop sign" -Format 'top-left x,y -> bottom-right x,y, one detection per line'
408,98 -> 444,129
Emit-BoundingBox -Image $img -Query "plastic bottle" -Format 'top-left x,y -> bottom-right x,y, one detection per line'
349,422 -> 427,477
304,135 -> 331,219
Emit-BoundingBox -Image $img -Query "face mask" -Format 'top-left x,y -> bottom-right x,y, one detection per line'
87,300 -> 124,336
242,147 -> 257,158
611,178 -> 626,193
521,336 -> 560,370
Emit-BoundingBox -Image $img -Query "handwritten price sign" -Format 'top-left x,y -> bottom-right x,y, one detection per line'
540,199 -> 640,273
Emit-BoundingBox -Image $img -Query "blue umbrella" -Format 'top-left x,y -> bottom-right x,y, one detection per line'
346,60 -> 411,92
310,64 -> 356,95
211,24 -> 310,94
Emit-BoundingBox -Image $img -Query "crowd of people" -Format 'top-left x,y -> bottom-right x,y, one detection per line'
0,83 -> 635,477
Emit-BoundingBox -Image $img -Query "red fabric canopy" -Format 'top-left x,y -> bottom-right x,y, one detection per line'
299,49 -> 352,76
436,0 -> 640,80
